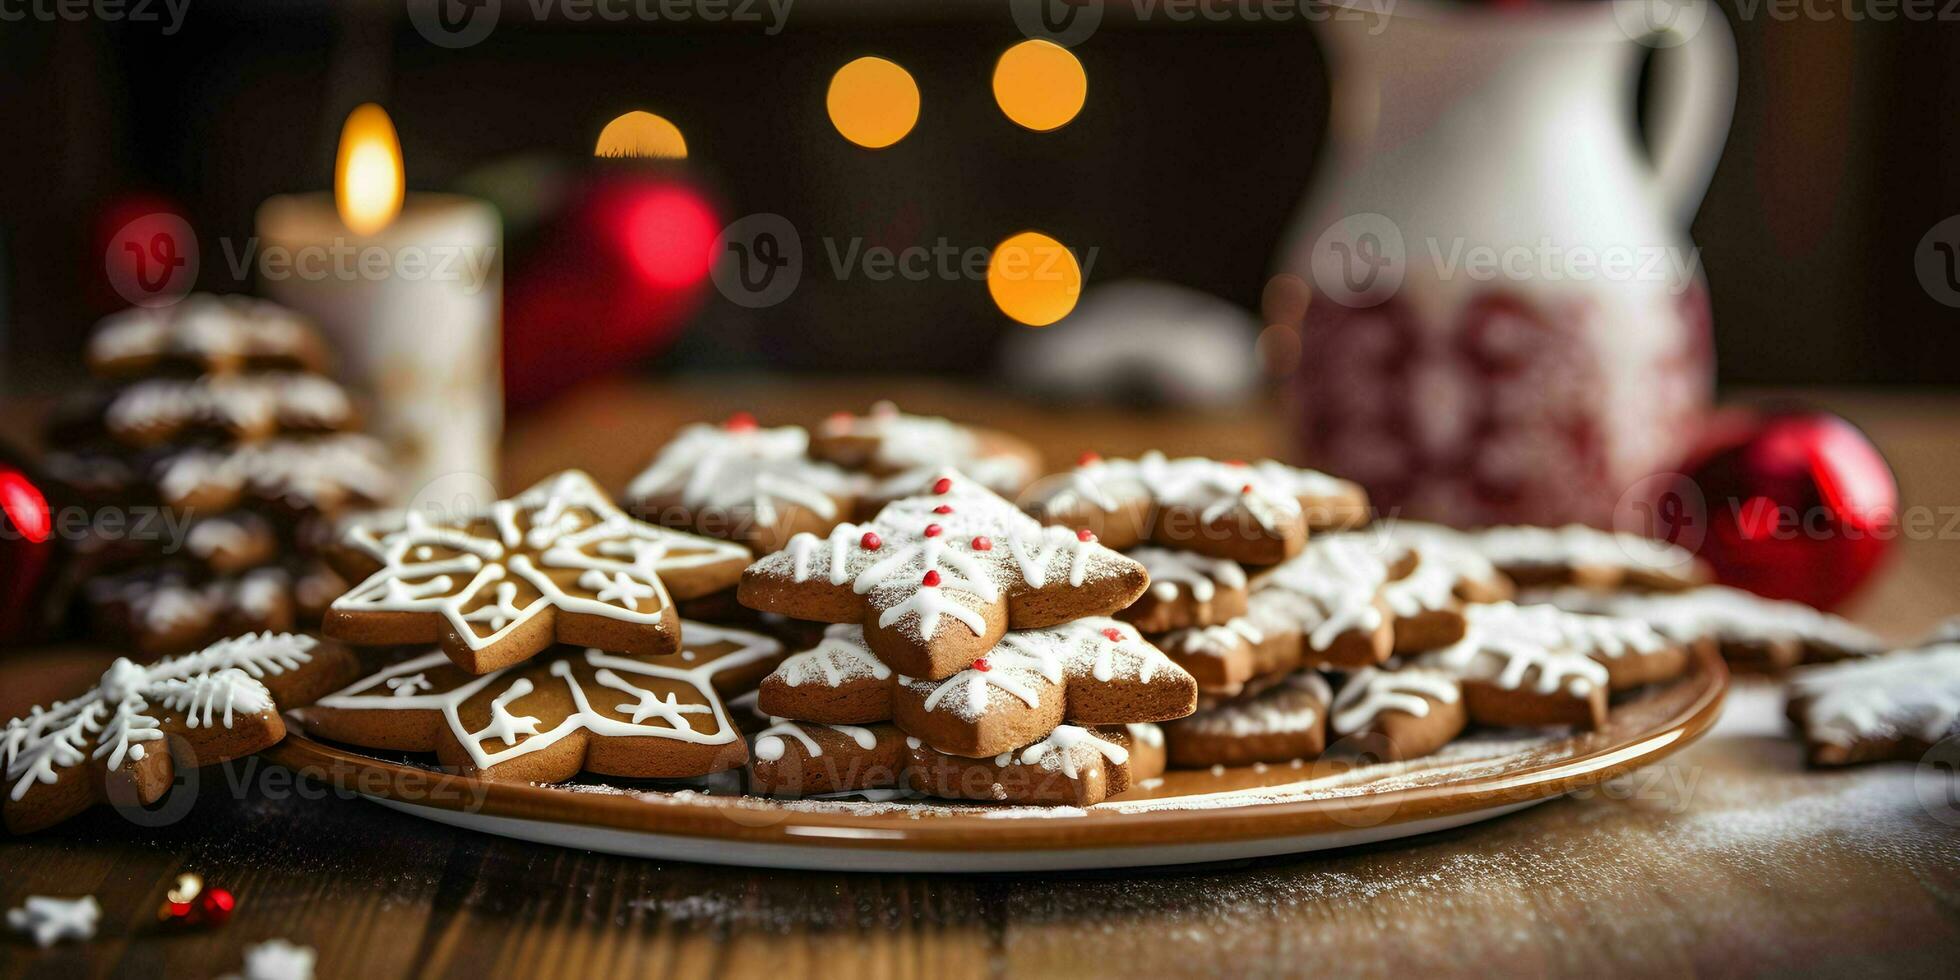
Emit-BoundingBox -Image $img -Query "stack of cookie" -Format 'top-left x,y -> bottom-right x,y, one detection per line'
1482,523 -> 1884,673
43,295 -> 395,657
735,471 -> 1196,805
295,470 -> 793,785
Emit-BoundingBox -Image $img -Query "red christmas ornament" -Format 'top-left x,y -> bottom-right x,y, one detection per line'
0,453 -> 63,646
198,889 -> 236,928
1664,407 -> 1897,610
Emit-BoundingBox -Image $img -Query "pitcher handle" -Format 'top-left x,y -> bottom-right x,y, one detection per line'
1636,0 -> 1737,224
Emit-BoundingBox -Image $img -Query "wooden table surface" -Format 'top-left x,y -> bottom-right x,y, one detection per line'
3,378 -> 1958,979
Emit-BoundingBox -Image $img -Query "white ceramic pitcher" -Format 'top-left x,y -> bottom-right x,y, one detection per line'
1281,0 -> 1735,527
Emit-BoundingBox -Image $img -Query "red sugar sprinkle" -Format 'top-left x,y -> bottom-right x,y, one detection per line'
924,523 -> 944,538
972,658 -> 991,672
933,505 -> 953,514
1101,627 -> 1123,642
922,570 -> 942,587
1076,528 -> 1096,542
932,477 -> 953,494
860,531 -> 882,551
725,411 -> 758,431
1241,484 -> 1254,494
1225,459 -> 1246,466
971,536 -> 993,551
1077,451 -> 1102,466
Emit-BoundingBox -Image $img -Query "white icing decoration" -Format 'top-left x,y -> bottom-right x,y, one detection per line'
2,633 -> 313,801
893,618 -> 1180,722
1525,585 -> 1882,655
1030,452 -> 1353,532
1465,524 -> 1697,576
820,402 -> 1032,494
1180,679 -> 1330,737
753,717 -> 878,762
105,372 -> 351,440
1018,725 -> 1128,778
754,470 -> 1131,644
774,625 -> 894,688
310,621 -> 776,771
1128,547 -> 1246,603
1244,535 -> 1390,651
229,938 -> 318,980
7,895 -> 101,948
89,294 -> 313,370
626,422 -> 861,527
1330,667 -> 1461,735
1124,721 -> 1165,748
1415,603 -> 1618,695
1790,643 -> 1960,747
332,471 -> 749,651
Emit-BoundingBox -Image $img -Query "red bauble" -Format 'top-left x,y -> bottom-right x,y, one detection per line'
197,888 -> 236,927
1670,408 -> 1897,609
0,453 -> 62,646
501,172 -> 719,409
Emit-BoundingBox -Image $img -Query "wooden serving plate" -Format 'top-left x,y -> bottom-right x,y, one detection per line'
266,643 -> 1727,872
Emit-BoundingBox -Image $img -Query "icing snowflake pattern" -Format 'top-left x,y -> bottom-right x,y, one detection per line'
308,622 -> 776,772
899,618 -> 1180,722
2,633 -> 317,802
332,470 -> 749,656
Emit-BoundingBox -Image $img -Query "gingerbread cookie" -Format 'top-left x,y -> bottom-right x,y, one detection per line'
85,567 -> 299,659
1414,603 -> 1657,730
325,471 -> 750,673
747,719 -> 908,796
1119,547 -> 1249,632
1164,673 -> 1332,768
2,632 -> 358,833
625,415 -> 864,554
738,472 -> 1149,680
753,619 -> 1195,758
296,621 -> 780,782
1787,643 -> 1960,766
157,435 -> 395,516
1328,667 -> 1466,762
1462,524 -> 1706,592
1524,584 -> 1882,673
87,293 -> 331,379
810,402 -> 1040,514
1026,452 -> 1369,566
903,724 -> 1162,805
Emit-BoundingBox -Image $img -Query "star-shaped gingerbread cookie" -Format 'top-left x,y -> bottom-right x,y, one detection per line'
2,632 -> 359,834
325,470 -> 751,673
296,621 -> 780,782
738,471 -> 1149,679
625,414 -> 863,554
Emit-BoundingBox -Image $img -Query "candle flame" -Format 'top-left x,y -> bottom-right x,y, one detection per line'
336,103 -> 404,235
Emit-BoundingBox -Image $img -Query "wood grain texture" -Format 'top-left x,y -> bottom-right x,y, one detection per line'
4,380 -> 1959,978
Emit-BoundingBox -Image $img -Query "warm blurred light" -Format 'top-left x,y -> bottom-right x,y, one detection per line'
0,471 -> 50,544
1261,273 -> 1313,327
988,231 -> 1082,327
993,39 -> 1087,132
595,111 -> 689,159
620,186 -> 718,289
1256,323 -> 1303,378
827,57 -> 920,149
335,104 -> 404,235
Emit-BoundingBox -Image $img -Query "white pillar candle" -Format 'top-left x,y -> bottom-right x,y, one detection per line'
254,108 -> 503,507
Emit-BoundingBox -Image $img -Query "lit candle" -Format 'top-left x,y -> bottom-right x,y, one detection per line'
255,104 -> 503,505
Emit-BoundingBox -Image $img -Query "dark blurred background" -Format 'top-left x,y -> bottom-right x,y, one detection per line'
2,0 -> 1958,397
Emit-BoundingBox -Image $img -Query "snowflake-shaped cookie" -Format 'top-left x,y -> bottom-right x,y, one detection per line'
1,633 -> 357,833
326,470 -> 751,673
625,415 -> 864,553
1788,643 -> 1960,765
739,470 -> 1149,679
1025,451 -> 1370,565
298,621 -> 780,781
